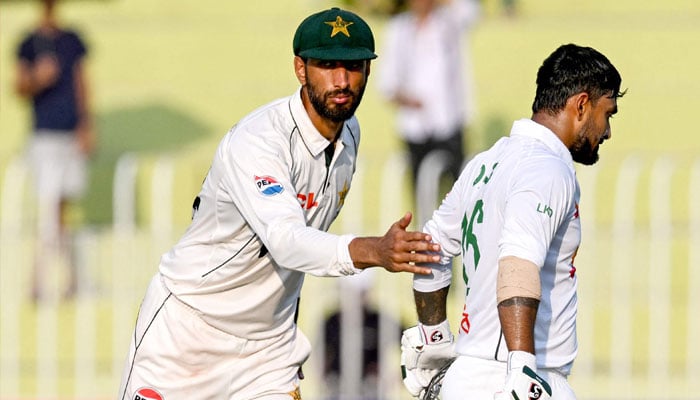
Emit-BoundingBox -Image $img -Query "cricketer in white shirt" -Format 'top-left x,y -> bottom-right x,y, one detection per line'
118,87 -> 363,400
160,89 -> 362,340
118,7 -> 443,399
414,119 -> 582,399
402,42 -> 623,400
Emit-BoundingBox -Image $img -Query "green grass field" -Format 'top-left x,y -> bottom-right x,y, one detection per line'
1,0 -> 699,399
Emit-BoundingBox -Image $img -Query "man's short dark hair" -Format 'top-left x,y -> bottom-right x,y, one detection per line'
532,43 -> 624,115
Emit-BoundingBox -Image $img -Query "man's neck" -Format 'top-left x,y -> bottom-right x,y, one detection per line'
531,111 -> 574,148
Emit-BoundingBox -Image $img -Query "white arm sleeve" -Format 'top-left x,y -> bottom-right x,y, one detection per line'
222,129 -> 360,277
413,259 -> 452,292
413,174 -> 471,292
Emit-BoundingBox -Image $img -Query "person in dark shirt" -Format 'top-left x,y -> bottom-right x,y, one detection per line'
15,0 -> 96,302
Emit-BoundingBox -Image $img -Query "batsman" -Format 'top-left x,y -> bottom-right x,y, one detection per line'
400,43 -> 624,400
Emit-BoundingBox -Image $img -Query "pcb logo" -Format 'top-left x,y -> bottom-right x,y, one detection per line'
134,387 -> 163,400
255,175 -> 284,196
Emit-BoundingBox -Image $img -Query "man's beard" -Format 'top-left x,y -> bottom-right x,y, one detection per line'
570,120 -> 601,165
306,82 -> 366,123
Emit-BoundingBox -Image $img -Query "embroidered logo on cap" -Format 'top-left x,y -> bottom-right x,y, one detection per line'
324,16 -> 353,37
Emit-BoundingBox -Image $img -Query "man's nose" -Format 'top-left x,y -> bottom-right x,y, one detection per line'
332,67 -> 349,88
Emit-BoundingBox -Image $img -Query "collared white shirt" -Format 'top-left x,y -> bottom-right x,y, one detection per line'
159,88 -> 361,340
416,119 -> 581,375
377,0 -> 480,141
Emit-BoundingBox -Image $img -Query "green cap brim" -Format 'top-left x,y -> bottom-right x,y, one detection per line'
299,46 -> 377,61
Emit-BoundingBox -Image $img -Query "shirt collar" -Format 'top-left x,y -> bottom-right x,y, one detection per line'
289,87 -> 349,157
510,118 -> 574,170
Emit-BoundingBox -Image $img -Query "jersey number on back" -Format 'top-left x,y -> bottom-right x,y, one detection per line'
461,199 -> 483,290
460,162 -> 498,290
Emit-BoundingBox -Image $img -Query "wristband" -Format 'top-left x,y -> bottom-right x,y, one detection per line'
418,320 -> 452,345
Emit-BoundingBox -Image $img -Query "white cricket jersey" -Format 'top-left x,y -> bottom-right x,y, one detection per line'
159,88 -> 361,340
415,119 -> 581,375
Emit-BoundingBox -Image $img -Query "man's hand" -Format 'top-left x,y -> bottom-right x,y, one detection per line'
33,54 -> 60,89
349,212 -> 440,274
400,320 -> 456,398
494,351 -> 551,400
15,55 -> 60,98
394,92 -> 423,109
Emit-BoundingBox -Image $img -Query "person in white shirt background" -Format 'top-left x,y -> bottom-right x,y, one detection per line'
399,43 -> 625,399
377,0 -> 481,192
118,7 -> 442,400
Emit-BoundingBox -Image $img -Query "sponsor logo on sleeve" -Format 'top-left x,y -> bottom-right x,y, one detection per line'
255,175 -> 284,196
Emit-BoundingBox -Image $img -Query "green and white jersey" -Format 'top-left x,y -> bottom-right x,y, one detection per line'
159,88 -> 361,340
416,118 -> 581,375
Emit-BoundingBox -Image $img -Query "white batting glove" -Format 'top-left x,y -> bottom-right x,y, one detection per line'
494,351 -> 552,400
400,365 -> 435,398
400,320 -> 456,398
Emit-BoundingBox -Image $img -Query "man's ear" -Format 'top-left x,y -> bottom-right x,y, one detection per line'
572,92 -> 590,121
294,56 -> 307,85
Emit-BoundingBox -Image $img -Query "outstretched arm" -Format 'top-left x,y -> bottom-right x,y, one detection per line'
349,212 -> 440,275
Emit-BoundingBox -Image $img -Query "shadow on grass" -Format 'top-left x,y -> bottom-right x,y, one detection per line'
85,102 -> 211,225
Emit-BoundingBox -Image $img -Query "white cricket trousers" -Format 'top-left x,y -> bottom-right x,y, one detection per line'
441,355 -> 576,400
118,274 -> 311,400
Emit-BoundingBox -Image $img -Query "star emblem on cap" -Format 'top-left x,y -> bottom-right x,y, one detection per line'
325,16 -> 354,38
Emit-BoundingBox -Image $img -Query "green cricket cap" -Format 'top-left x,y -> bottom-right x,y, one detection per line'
293,7 -> 377,61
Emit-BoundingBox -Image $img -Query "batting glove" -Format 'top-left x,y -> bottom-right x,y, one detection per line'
401,365 -> 435,398
400,320 -> 456,398
494,351 -> 552,400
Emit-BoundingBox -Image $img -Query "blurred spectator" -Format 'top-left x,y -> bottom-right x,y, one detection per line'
14,0 -> 95,302
323,302 -> 383,399
322,276 -> 404,400
377,0 -> 480,193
